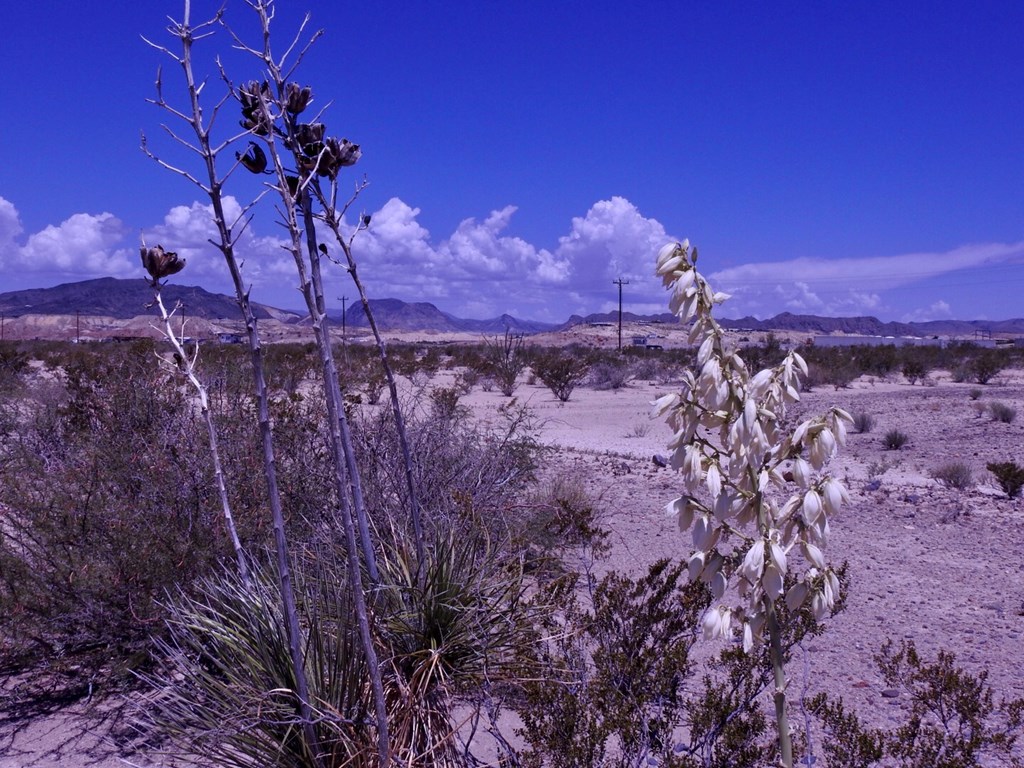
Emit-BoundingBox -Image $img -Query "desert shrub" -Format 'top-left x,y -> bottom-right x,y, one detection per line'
969,350 -> 1007,385
353,398 -> 541,543
902,359 -> 929,385
519,560 -> 714,768
989,401 -> 1017,423
264,342 -> 316,394
586,359 -> 633,390
531,349 -> 590,402
968,387 -> 983,400
987,461 -> 1024,499
0,349 -> 242,678
625,354 -> 664,381
428,384 -> 466,421
857,344 -> 900,376
483,330 -> 527,397
931,462 -> 973,490
852,411 -> 875,433
454,366 -> 479,394
516,476 -> 608,573
812,640 -> 1024,768
0,341 -> 30,394
883,428 -> 909,450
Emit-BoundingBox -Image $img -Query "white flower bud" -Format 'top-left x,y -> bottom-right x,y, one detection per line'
821,477 -> 849,515
692,513 -> 716,552
801,540 -> 826,570
650,392 -> 679,418
768,540 -> 787,574
785,581 -> 809,611
703,606 -> 732,640
742,621 -> 755,652
706,463 -> 722,499
688,551 -> 706,581
801,490 -> 823,526
711,570 -> 727,599
792,456 -> 812,487
739,539 -> 765,583
762,564 -> 784,600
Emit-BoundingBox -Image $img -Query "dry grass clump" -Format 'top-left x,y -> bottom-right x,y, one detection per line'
852,411 -> 875,434
883,428 -> 909,450
989,401 -> 1017,423
931,461 -> 973,490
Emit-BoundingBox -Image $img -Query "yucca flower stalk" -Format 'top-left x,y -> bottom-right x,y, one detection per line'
654,240 -> 852,768
141,242 -> 249,588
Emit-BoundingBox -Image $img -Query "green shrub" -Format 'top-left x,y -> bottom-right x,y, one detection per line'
531,349 -> 590,402
970,350 -> 1006,385
813,640 -> 1024,768
931,462 -> 973,490
987,461 -> 1024,499
484,330 -> 527,397
901,359 -> 928,385
586,360 -> 633,390
989,401 -> 1017,423
883,429 -> 909,450
968,387 -> 983,400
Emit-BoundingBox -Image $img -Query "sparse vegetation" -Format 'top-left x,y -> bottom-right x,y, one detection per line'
931,461 -> 973,490
812,640 -> 1024,768
987,461 -> 1024,499
970,350 -> 1007,385
852,411 -> 875,434
484,329 -> 528,397
902,359 -> 929,385
989,400 -> 1017,423
531,348 -> 591,402
883,428 -> 909,450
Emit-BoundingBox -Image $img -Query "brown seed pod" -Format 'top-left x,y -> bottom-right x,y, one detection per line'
140,245 -> 186,284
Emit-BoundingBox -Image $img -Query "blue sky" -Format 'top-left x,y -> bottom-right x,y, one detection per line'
1,1 -> 1021,322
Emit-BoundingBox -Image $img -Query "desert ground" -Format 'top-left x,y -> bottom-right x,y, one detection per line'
2,358 -> 1023,767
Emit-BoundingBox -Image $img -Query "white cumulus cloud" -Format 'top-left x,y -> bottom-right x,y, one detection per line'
708,241 -> 1024,318
0,196 -> 135,278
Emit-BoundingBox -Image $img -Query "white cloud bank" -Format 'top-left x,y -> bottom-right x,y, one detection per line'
708,242 -> 1024,318
2,193 -> 1022,321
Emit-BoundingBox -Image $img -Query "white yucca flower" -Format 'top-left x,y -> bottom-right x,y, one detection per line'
703,605 -> 733,640
653,239 -> 848,690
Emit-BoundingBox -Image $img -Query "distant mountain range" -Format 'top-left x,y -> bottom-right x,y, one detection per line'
2,278 -> 1023,337
0,278 -> 297,322
562,310 -> 1024,337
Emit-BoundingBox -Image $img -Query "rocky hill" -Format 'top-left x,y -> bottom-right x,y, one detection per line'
0,278 -> 298,321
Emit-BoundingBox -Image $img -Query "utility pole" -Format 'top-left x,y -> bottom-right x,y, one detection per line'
613,278 -> 629,352
75,310 -> 80,344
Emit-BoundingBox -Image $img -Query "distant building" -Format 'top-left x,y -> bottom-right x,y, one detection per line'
812,335 -> 1003,349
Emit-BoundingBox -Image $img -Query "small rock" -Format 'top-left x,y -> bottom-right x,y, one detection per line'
653,454 -> 668,468
881,689 -> 900,699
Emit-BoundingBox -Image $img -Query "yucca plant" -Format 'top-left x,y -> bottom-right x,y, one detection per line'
137,555 -> 374,768
375,523 -> 531,764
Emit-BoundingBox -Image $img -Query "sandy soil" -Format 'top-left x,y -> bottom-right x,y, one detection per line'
3,367 -> 1023,766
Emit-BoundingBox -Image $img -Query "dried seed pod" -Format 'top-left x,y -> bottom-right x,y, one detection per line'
284,83 -> 312,114
239,80 -> 273,135
236,141 -> 268,174
140,245 -> 186,284
317,137 -> 361,178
